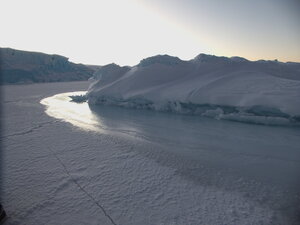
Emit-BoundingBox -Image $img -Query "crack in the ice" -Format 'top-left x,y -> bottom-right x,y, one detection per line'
1,120 -> 58,138
48,147 -> 117,225
3,99 -> 22,104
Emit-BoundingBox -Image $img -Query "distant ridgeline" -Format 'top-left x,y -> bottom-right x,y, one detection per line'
0,48 -> 95,84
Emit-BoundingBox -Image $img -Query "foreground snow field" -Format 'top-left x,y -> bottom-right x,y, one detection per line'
2,82 -> 300,224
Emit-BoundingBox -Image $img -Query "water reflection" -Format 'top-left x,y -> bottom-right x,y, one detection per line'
41,92 -> 300,162
41,92 -> 300,189
41,92 -> 105,133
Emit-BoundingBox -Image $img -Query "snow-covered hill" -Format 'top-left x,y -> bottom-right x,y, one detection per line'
0,48 -> 94,83
87,54 -> 300,125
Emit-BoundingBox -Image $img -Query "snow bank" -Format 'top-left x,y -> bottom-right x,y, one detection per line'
87,54 -> 300,125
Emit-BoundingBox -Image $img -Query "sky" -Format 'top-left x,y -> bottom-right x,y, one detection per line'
1,0 -> 300,65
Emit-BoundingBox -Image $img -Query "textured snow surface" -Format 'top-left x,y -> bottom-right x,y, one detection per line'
2,82 -> 300,225
88,54 -> 300,125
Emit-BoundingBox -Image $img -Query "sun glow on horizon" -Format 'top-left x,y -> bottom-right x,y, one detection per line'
1,0 -> 299,65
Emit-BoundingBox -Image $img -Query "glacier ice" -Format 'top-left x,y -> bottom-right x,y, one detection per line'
87,54 -> 300,125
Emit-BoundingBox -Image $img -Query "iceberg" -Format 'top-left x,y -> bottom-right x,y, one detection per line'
87,54 -> 300,125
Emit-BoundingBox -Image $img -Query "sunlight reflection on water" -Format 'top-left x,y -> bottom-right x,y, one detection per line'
40,91 -> 300,187
41,92 -> 300,156
41,91 -> 105,133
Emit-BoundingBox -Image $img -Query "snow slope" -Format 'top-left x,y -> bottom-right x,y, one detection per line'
87,54 -> 300,125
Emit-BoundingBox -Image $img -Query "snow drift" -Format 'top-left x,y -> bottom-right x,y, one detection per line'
87,54 -> 300,125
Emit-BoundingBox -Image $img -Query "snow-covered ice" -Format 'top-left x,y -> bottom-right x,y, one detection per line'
2,80 -> 300,225
88,54 -> 300,126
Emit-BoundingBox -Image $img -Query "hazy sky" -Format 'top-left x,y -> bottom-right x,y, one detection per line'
1,0 -> 300,65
